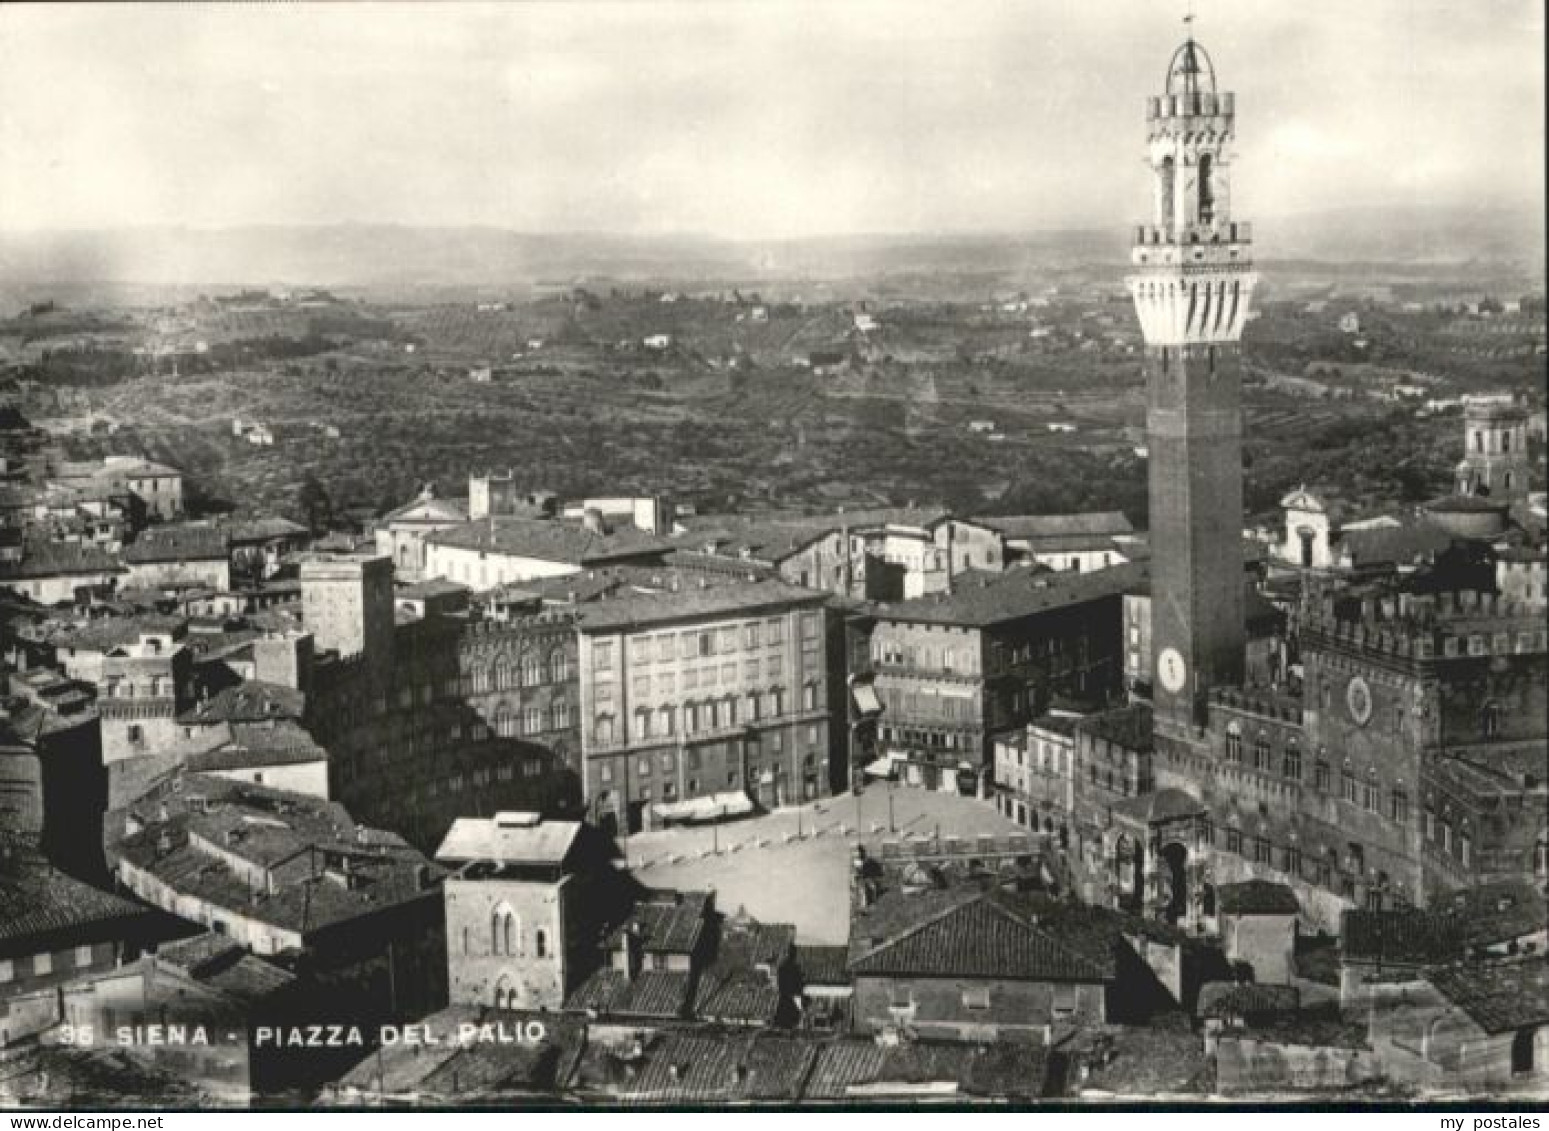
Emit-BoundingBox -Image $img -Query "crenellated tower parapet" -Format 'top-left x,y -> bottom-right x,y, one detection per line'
1128,38 -> 1257,348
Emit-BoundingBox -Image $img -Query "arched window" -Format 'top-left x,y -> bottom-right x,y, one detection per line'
551,700 -> 571,730
494,705 -> 513,738
1225,722 -> 1242,762
492,904 -> 519,956
1158,155 -> 1176,227
535,929 -> 548,959
1482,702 -> 1502,738
1252,732 -> 1271,771
547,650 -> 569,683
595,715 -> 614,744
524,707 -> 543,735
521,652 -> 542,687
492,655 -> 511,690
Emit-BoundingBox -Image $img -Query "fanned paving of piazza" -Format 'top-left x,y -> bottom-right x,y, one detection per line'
0,23 -> 1545,1110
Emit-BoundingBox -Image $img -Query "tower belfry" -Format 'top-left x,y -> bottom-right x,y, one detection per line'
1128,31 -> 1258,731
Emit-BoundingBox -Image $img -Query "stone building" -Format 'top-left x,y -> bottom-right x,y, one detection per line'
299,554 -> 396,672
121,524 -> 232,592
374,485 -> 470,583
1455,393 -> 1531,506
868,565 -> 1136,793
847,880 -> 1111,1041
1071,30 -> 1549,944
575,579 -> 836,835
435,813 -> 624,1010
308,608 -> 583,853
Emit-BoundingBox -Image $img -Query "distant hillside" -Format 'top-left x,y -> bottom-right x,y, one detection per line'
0,206 -> 1540,288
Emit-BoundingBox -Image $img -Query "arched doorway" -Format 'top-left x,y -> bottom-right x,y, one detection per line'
1159,841 -> 1189,925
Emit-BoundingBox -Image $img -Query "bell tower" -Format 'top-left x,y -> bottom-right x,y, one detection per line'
1128,33 -> 1258,732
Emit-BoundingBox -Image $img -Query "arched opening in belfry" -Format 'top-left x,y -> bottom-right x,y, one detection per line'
1198,154 -> 1214,224
1298,528 -> 1316,568
1159,156 -> 1176,229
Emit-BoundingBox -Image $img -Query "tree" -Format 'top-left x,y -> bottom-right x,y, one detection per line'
298,474 -> 334,535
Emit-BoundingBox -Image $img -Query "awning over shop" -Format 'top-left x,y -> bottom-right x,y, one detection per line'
852,682 -> 883,716
863,752 -> 903,779
650,790 -> 755,825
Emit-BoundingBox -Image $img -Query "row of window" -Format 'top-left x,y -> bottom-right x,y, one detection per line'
0,945 -> 98,983
597,615 -> 815,671
468,652 -> 569,692
474,907 -> 549,959
492,702 -> 571,736
593,688 -> 822,744
609,656 -> 786,698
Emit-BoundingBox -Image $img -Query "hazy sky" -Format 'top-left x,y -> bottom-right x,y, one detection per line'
0,1 -> 1541,238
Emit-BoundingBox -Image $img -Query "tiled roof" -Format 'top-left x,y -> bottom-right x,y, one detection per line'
185,721 -> 327,771
1429,879 -> 1547,948
804,1038 -> 1047,1100
1077,704 -> 1154,753
1338,522 -> 1454,567
1196,981 -> 1301,1020
1431,959 -> 1549,1035
974,511 -> 1134,541
576,578 -> 824,631
226,516 -> 309,544
1343,880 -> 1546,964
1217,880 -> 1300,917
850,894 -> 1109,983
178,680 -> 306,725
123,525 -> 229,563
693,916 -> 795,1024
1341,909 -> 1465,966
0,854 -> 155,958
3,540 -> 124,580
50,613 -> 186,653
621,1031 -> 819,1103
564,967 -> 693,1019
610,889 -> 711,955
110,773 -> 441,937
795,944 -> 851,987
427,516 -> 670,566
879,561 -> 1145,628
151,932 -> 296,1001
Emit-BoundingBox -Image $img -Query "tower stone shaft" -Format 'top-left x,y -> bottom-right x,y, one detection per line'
1127,39 -> 1258,731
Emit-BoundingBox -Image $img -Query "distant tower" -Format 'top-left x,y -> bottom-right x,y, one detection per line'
1127,32 -> 1258,731
300,554 -> 395,673
1456,394 -> 1529,505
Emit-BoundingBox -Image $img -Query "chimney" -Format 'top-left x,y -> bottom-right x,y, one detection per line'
582,508 -> 607,535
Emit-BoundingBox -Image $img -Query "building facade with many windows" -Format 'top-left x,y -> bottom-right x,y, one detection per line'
576,580 -> 835,835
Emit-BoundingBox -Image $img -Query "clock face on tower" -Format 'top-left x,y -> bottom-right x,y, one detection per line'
1158,647 -> 1187,694
1346,675 -> 1374,726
